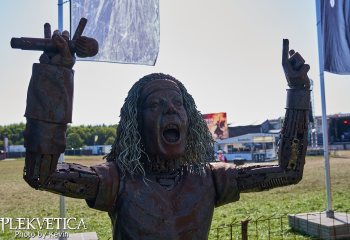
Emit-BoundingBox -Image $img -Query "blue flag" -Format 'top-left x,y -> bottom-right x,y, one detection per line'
71,0 -> 160,66
321,0 -> 350,74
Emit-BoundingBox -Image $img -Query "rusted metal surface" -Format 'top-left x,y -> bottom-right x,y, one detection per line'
235,40 -> 310,193
15,21 -> 311,240
11,18 -> 98,58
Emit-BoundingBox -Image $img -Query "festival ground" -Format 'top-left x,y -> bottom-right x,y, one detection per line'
1,152 -> 349,239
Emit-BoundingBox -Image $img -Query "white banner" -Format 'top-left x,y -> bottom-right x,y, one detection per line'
71,0 -> 160,65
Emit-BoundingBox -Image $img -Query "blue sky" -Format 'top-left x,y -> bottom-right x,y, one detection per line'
1,0 -> 349,126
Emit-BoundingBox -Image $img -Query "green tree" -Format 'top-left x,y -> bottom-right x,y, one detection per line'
104,136 -> 115,145
0,123 -> 25,146
0,123 -> 118,149
66,133 -> 83,148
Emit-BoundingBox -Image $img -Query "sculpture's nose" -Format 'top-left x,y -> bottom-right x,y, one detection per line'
164,101 -> 176,114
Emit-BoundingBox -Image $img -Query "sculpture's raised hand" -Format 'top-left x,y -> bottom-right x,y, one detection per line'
282,39 -> 310,89
11,18 -> 98,64
235,40 -> 311,192
39,23 -> 75,69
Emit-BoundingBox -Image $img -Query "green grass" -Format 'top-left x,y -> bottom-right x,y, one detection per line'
0,157 -> 112,240
210,152 -> 350,239
0,153 -> 349,239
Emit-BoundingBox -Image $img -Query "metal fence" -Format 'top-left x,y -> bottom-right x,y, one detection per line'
209,210 -> 350,240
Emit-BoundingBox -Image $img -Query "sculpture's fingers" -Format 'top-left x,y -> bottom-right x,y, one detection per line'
52,31 -> 65,48
289,49 -> 295,57
289,52 -> 305,70
52,30 -> 71,59
300,64 -> 310,76
53,30 -> 61,37
62,30 -> 70,42
39,53 -> 50,64
282,39 -> 289,66
291,52 -> 305,64
75,36 -> 98,57
75,37 -> 89,57
44,23 -> 51,39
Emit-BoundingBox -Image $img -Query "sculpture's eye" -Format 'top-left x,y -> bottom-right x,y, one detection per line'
145,99 -> 160,110
173,98 -> 183,108
150,101 -> 159,109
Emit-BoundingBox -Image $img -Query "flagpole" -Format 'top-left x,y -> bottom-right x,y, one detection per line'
58,1 -> 68,239
315,0 -> 334,218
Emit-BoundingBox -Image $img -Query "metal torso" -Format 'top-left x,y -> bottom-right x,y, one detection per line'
110,167 -> 216,240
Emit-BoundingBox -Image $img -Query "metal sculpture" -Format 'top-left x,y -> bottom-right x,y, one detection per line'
13,20 -> 310,239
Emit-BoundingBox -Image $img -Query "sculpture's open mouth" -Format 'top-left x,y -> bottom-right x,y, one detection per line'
162,124 -> 180,143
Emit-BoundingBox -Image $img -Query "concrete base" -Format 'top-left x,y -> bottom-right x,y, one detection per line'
30,232 -> 98,240
289,212 -> 350,239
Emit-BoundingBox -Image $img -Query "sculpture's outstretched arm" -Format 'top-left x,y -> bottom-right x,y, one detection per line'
23,25 -> 99,201
236,39 -> 310,192
24,149 -> 99,200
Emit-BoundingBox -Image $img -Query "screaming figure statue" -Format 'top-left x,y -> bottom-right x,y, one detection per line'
22,25 -> 310,240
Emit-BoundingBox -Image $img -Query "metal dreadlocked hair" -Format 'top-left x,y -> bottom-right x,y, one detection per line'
105,73 -> 214,176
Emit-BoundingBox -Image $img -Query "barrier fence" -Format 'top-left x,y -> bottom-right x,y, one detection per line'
209,210 -> 350,240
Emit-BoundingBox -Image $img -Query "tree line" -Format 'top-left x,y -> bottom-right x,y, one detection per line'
0,123 -> 117,149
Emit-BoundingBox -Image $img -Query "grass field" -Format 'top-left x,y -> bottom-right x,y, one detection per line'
0,152 -> 349,240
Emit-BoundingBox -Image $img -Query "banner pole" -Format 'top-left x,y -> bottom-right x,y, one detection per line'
58,0 -> 64,32
315,0 -> 333,218
58,1 -> 68,239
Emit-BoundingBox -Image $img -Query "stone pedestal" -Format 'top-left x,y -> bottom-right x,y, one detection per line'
289,212 -> 350,239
